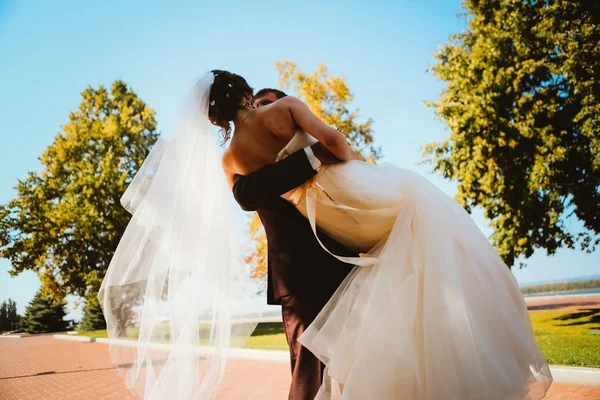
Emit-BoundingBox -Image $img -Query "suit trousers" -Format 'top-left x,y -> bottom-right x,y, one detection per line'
280,295 -> 325,400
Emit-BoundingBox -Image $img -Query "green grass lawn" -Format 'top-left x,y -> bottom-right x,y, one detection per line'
79,311 -> 600,367
243,323 -> 288,350
77,322 -> 289,350
530,309 -> 600,368
76,330 -> 110,338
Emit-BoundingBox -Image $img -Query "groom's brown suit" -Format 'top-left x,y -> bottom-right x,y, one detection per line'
232,149 -> 356,400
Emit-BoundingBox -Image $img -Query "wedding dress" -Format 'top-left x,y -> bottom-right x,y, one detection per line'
276,130 -> 552,400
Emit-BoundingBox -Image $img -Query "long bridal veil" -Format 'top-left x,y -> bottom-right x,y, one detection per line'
98,72 -> 264,399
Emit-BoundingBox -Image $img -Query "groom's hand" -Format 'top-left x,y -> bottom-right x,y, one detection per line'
311,142 -> 342,165
311,142 -> 362,164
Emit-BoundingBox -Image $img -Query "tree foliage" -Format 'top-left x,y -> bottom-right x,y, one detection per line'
426,0 -> 600,267
277,61 -> 380,162
0,299 -> 20,333
79,298 -> 107,331
20,290 -> 68,334
245,212 -> 268,287
0,81 -> 159,303
246,62 -> 380,283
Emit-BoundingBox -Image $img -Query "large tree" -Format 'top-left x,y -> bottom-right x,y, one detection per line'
246,62 -> 380,284
426,0 -> 600,267
20,291 -> 68,334
0,81 -> 159,305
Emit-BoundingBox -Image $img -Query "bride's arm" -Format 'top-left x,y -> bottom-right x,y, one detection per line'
280,97 -> 360,162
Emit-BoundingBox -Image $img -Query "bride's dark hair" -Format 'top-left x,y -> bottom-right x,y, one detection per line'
208,70 -> 254,143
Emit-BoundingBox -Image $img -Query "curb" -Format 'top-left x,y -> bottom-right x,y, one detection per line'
0,335 -> 23,339
53,334 -> 96,343
95,337 -> 290,362
225,348 -> 289,363
54,335 -> 291,362
550,365 -> 600,386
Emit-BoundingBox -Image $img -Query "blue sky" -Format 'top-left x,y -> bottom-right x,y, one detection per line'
1,0 -> 598,317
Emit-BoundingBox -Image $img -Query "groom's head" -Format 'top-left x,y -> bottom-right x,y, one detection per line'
254,88 -> 287,108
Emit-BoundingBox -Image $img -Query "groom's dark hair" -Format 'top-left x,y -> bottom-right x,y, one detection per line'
255,88 -> 287,99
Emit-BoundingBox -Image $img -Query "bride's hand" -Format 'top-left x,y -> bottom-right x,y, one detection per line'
283,97 -> 357,162
311,143 -> 362,164
349,152 -> 363,161
311,142 -> 342,165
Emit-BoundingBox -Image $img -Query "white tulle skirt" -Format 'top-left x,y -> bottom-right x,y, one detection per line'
282,160 -> 552,400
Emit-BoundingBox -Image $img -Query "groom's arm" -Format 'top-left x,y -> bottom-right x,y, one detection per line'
232,148 -> 322,212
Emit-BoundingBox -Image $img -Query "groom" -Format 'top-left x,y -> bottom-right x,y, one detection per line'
233,88 -> 357,399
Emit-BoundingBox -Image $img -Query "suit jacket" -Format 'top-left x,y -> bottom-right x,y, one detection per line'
232,150 -> 356,306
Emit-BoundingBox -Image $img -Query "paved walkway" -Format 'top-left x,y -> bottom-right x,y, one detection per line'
0,335 -> 290,400
1,335 -> 599,399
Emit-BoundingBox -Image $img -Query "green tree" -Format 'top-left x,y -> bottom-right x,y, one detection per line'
246,62 -> 380,283
0,302 -> 5,332
426,0 -> 600,267
0,81 -> 159,309
20,291 -> 68,334
0,299 -> 20,333
79,298 -> 107,331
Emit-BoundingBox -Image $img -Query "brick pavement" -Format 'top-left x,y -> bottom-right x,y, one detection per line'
0,336 -> 289,400
1,335 -> 598,400
0,335 -> 136,400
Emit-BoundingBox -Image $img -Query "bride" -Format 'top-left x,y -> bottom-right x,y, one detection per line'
100,70 -> 552,400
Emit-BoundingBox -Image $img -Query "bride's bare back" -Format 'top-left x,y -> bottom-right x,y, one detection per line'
221,96 -> 357,187
223,98 -> 296,176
